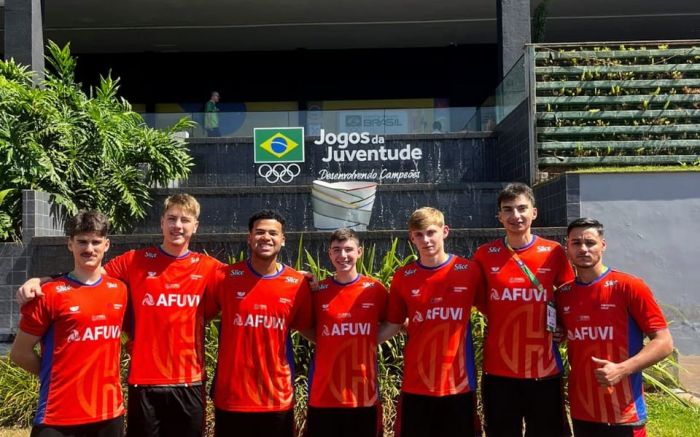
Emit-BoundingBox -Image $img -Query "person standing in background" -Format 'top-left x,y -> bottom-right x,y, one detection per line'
205,91 -> 221,137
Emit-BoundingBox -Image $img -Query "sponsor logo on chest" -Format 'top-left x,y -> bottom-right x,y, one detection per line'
233,313 -> 286,330
567,326 -> 614,341
489,287 -> 547,302
141,292 -> 201,307
56,285 -> 72,293
321,322 -> 371,336
412,306 -> 464,323
67,325 -> 121,342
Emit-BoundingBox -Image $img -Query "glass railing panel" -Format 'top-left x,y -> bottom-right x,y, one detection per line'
140,107 -> 484,136
495,55 -> 526,123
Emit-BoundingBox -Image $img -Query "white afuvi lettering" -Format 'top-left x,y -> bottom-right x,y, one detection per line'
497,287 -> 546,302
239,314 -> 286,330
155,293 -> 201,307
322,322 -> 371,336
68,325 -> 121,342
567,326 -> 614,341
425,307 -> 464,321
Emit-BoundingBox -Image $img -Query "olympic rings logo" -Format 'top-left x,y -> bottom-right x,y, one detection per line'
257,164 -> 301,184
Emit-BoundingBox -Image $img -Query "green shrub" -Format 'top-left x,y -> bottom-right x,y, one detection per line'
0,356 -> 38,428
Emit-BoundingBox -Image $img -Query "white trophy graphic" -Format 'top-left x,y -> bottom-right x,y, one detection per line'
311,180 -> 378,231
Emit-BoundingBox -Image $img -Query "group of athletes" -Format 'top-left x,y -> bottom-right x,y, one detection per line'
10,182 -> 673,437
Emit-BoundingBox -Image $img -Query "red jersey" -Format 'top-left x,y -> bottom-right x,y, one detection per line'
473,236 -> 574,379
387,255 -> 482,396
308,275 -> 388,408
557,269 -> 668,425
20,275 -> 127,426
208,261 -> 313,412
105,247 -> 222,385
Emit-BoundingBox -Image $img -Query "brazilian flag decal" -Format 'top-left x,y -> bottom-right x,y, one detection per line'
254,127 -> 305,163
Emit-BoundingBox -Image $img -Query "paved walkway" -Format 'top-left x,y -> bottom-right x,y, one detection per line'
679,354 -> 700,397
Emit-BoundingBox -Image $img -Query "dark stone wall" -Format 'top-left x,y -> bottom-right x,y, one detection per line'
0,243 -> 27,340
27,227 -> 568,280
134,133 -> 505,233
182,133 -> 498,187
533,174 -> 581,227
495,99 -> 530,183
135,183 -> 504,234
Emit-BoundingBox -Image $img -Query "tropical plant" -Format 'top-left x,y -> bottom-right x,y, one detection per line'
0,41 -> 194,241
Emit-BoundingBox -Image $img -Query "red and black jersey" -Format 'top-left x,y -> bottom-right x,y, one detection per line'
558,269 -> 668,425
387,255 -> 482,397
473,236 -> 574,379
208,260 -> 313,412
20,275 -> 127,426
308,275 -> 388,408
105,246 -> 223,385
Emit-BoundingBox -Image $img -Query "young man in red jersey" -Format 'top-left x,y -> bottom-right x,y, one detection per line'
206,210 -> 313,437
379,207 -> 484,437
17,194 -> 224,437
472,182 -> 574,437
558,218 -> 673,437
12,210 -> 128,437
304,228 -> 388,437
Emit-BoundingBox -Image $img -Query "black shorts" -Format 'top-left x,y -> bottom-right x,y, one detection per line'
573,420 -> 647,437
126,384 -> 205,437
214,408 -> 294,437
481,374 -> 570,437
31,416 -> 124,437
305,405 -> 381,437
394,391 -> 477,437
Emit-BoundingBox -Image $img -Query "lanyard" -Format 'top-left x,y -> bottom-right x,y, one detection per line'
505,237 -> 557,332
504,237 -> 547,298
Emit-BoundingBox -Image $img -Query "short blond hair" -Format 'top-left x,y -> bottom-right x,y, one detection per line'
407,207 -> 444,230
163,193 -> 201,219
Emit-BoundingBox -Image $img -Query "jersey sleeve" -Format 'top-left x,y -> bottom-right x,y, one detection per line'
291,281 -> 314,331
553,245 -> 575,287
376,282 -> 389,323
104,250 -> 135,283
203,266 -> 225,318
19,284 -> 54,337
202,257 -> 226,320
626,278 -> 668,334
386,274 -> 407,324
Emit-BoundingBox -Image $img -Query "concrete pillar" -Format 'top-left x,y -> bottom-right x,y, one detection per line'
497,0 -> 531,79
4,0 -> 45,84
